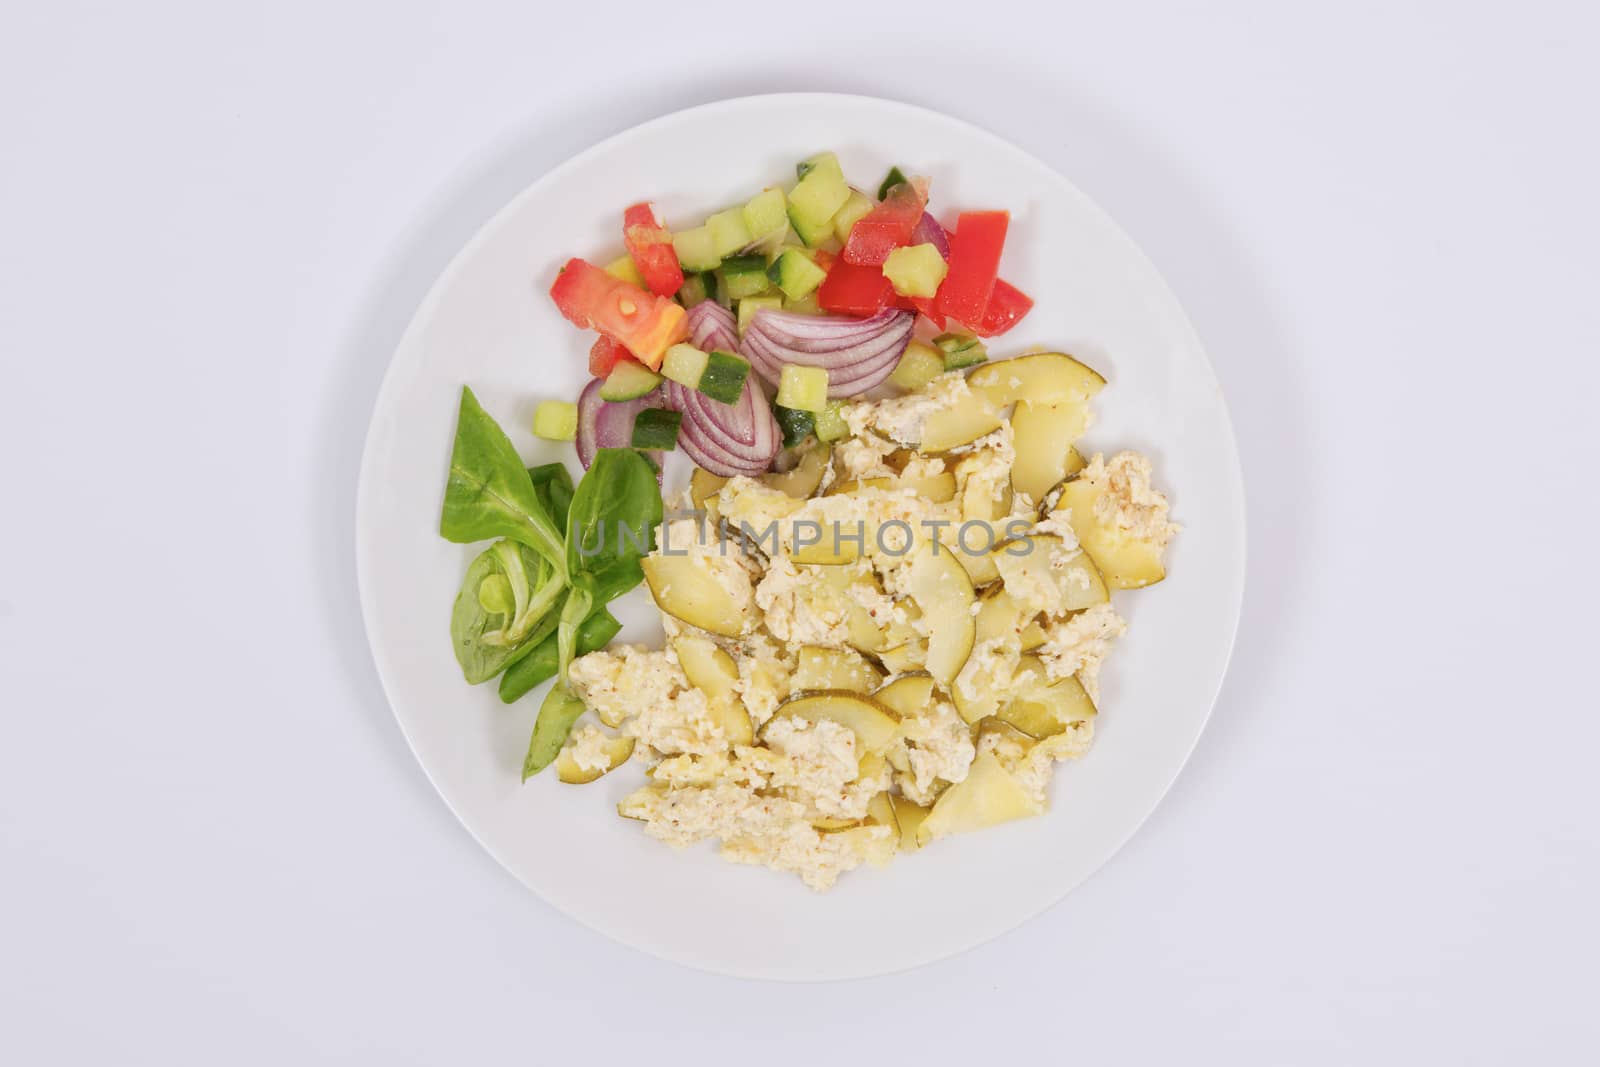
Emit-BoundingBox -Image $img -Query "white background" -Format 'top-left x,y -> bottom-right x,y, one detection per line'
2,1 -> 1596,1062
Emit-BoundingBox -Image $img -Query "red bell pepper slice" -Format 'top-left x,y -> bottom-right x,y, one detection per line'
841,181 -> 928,266
549,258 -> 686,369
896,293 -> 945,330
588,335 -> 633,377
936,211 -> 1009,327
622,203 -> 685,297
971,278 -> 1034,337
818,259 -> 894,316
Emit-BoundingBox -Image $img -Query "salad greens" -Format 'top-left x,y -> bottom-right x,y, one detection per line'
439,387 -> 664,776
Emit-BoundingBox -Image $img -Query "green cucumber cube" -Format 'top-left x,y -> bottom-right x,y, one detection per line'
672,227 -> 721,272
742,187 -> 788,243
797,151 -> 844,181
832,188 -> 875,244
776,364 -> 829,413
720,254 -> 771,299
737,295 -> 783,334
706,208 -> 753,258
766,248 -> 828,300
532,399 -> 578,442
662,343 -> 710,388
933,331 -> 988,369
888,341 -> 946,391
787,204 -> 836,248
788,154 -> 850,231
813,400 -> 849,442
882,243 -> 949,298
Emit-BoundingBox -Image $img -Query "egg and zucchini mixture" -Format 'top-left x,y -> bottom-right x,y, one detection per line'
559,351 -> 1179,890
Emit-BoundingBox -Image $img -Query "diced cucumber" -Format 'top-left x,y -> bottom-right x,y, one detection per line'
767,248 -> 828,300
796,152 -> 844,181
698,350 -> 750,405
789,152 -> 850,234
777,365 -> 829,412
662,343 -> 710,389
604,254 -> 645,288
706,208 -> 753,258
672,226 -> 721,272
532,399 -> 578,441
772,404 -> 815,448
676,271 -> 714,308
882,243 -> 949,298
720,254 -> 771,300
783,291 -> 822,315
598,360 -> 663,401
737,295 -> 783,334
877,165 -> 908,200
813,400 -> 849,442
631,408 -> 681,451
742,187 -> 788,244
832,188 -> 874,244
888,340 -> 945,391
787,204 -> 836,248
933,332 -> 988,369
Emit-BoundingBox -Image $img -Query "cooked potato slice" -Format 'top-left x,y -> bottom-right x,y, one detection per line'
916,749 -> 1042,845
761,442 -> 831,499
889,795 -> 932,852
1011,397 -> 1093,502
674,635 -> 754,745
873,672 -> 936,718
641,553 -> 754,636
793,646 -> 885,694
968,352 -> 1106,409
907,547 -> 976,687
918,390 -> 1005,453
991,535 -> 1110,615
690,468 -> 728,511
557,734 -> 636,784
767,691 -> 902,752
1054,478 -> 1166,589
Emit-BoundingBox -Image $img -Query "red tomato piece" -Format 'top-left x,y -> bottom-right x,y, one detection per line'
841,182 -> 928,266
622,203 -> 685,297
971,279 -> 1034,337
936,211 -> 1009,327
818,259 -> 894,316
549,258 -> 687,369
588,335 -> 632,377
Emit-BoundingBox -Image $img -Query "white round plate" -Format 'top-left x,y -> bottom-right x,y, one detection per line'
357,93 -> 1244,981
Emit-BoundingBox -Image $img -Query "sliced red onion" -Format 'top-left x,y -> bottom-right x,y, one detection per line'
663,376 -> 779,477
686,301 -> 739,353
911,213 -> 950,258
740,308 -> 913,397
575,377 -> 664,479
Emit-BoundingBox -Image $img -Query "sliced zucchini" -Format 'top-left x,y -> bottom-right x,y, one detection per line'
793,646 -> 884,694
907,546 -> 976,687
887,340 -> 945,392
876,640 -> 927,675
771,404 -> 815,449
968,352 -> 1105,409
891,795 -> 932,852
760,442 -> 830,498
689,468 -> 728,511
991,535 -> 1109,615
917,391 -> 1005,453
640,552 -> 753,637
556,734 -> 635,784
873,673 -> 936,719
915,749 -> 1042,846
1055,478 -> 1166,589
766,690 -> 901,752
1010,397 -> 1092,501
673,635 -> 754,745
813,400 -> 849,442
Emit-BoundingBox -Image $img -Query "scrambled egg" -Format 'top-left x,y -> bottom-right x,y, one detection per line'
559,356 -> 1178,891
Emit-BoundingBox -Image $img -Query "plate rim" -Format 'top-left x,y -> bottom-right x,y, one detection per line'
355,91 -> 1247,980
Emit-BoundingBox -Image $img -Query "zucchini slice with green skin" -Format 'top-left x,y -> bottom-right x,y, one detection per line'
661,345 -> 749,405
630,408 -> 681,451
720,254 -> 771,299
933,331 -> 987,369
767,248 -> 828,300
598,361 -> 663,401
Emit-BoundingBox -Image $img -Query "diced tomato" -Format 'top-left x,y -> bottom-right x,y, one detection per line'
936,211 -> 1009,327
895,293 -> 945,330
549,258 -> 687,369
971,278 -> 1034,337
811,248 -> 837,273
622,203 -> 685,297
841,182 -> 928,266
818,259 -> 894,316
588,335 -> 633,377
